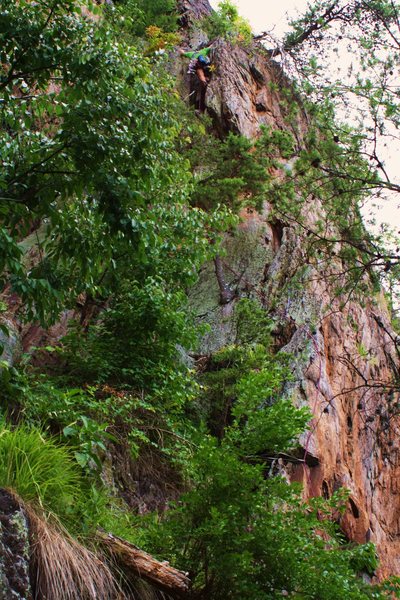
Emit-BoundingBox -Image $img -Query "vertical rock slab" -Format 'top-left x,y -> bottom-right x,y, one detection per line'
206,39 -> 308,141
0,320 -> 20,369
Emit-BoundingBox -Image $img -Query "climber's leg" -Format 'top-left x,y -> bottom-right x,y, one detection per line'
196,67 -> 208,87
196,68 -> 209,112
199,87 -> 207,112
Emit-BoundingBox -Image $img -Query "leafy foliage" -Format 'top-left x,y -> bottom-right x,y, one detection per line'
60,281 -> 198,393
146,402 -> 393,599
202,0 -> 252,45
145,25 -> 181,53
274,0 -> 400,305
114,0 -> 179,37
143,299 -> 397,598
0,0 -> 228,324
185,126 -> 274,212
0,417 -> 142,554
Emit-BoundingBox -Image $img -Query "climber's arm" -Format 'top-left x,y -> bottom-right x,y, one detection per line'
180,49 -> 195,58
180,46 -> 212,59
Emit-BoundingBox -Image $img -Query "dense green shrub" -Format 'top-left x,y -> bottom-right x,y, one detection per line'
186,131 -> 270,211
0,0 -> 229,324
60,281 -> 196,392
202,0 -> 252,45
145,408 -> 391,599
0,418 -> 142,541
110,0 -> 179,37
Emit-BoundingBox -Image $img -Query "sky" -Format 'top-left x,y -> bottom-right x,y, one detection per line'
208,0 -> 309,37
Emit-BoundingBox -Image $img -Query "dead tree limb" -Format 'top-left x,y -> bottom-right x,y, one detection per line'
96,530 -> 191,598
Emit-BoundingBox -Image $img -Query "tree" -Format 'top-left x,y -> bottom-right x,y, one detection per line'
201,0 -> 252,44
255,1 -> 400,308
0,0 -> 228,325
250,0 -> 400,422
284,0 -> 400,195
145,350 -> 395,599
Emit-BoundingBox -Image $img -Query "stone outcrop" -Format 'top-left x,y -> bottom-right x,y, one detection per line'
178,0 -> 212,24
184,31 -> 400,577
0,490 -> 32,600
0,319 -> 20,369
206,39 -> 309,140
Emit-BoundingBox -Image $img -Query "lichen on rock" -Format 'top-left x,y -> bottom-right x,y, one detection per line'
0,489 -> 32,600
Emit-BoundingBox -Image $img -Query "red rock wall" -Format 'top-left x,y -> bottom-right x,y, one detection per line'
187,32 -> 400,576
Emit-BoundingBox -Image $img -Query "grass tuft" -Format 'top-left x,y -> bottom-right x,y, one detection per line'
0,421 -> 164,599
29,508 -> 122,600
0,421 -> 79,522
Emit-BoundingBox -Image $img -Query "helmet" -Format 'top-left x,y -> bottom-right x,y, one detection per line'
198,55 -> 210,66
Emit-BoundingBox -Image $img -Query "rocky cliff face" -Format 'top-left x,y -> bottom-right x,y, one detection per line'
182,9 -> 400,577
178,0 -> 212,22
206,40 -> 308,141
0,490 -> 31,600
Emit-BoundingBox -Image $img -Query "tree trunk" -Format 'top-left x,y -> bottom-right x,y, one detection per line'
214,255 -> 236,304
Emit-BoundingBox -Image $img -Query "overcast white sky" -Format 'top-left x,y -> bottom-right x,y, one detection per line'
208,0 -> 309,37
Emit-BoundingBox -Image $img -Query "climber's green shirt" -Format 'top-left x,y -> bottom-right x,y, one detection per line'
182,46 -> 212,59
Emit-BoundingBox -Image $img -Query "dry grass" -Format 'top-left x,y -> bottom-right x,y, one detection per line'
5,489 -> 165,600
28,507 -> 124,600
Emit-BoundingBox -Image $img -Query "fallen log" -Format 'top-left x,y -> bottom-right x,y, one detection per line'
96,530 -> 191,598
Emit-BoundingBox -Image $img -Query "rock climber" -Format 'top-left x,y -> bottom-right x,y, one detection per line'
180,45 -> 213,86
180,45 -> 213,111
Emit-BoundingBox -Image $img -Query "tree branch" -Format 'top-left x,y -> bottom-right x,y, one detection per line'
97,531 -> 191,598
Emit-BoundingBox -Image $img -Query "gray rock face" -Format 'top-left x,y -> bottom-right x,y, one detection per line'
0,490 -> 32,600
178,0 -> 212,23
0,320 -> 20,368
190,211 -> 274,354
